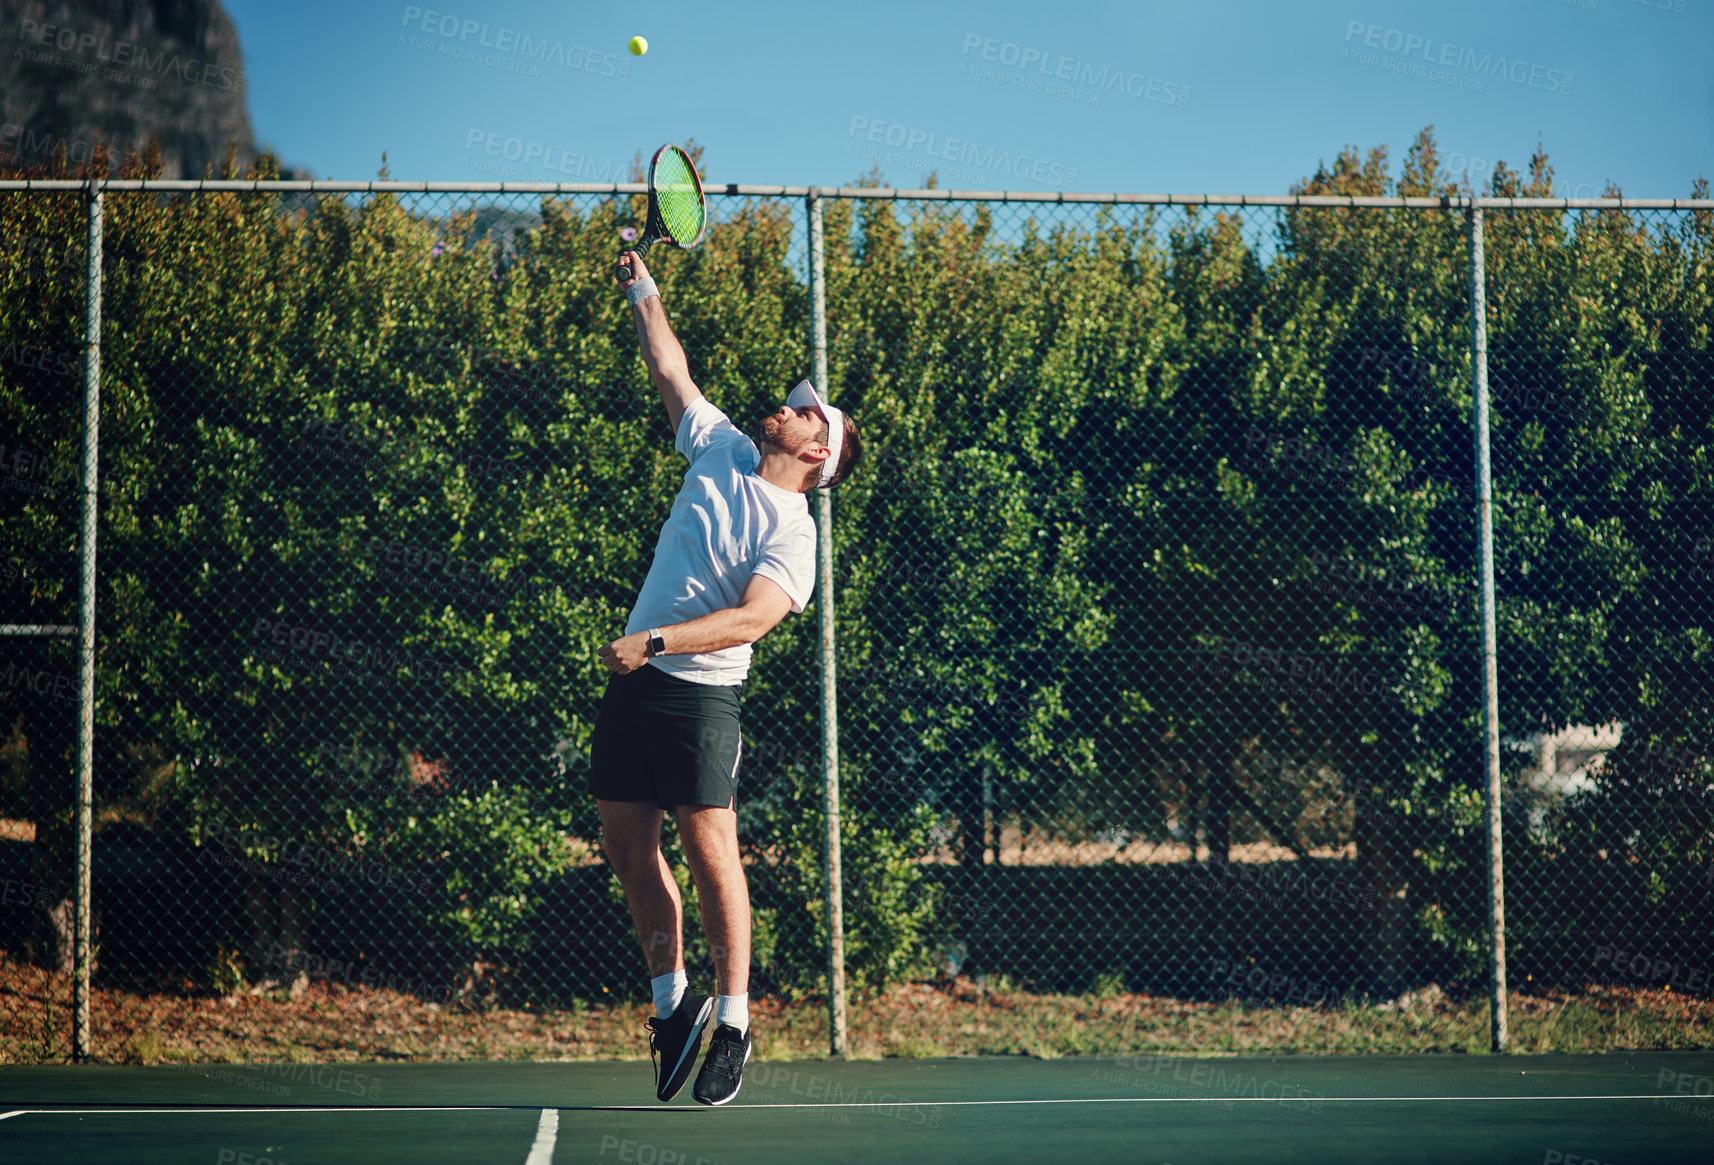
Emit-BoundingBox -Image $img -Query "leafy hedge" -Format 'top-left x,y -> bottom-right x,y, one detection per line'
1,132 -> 1709,1002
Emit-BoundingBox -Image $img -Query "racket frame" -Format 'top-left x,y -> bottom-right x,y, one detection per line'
616,144 -> 707,281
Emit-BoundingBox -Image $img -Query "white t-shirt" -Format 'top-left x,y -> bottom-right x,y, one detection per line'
624,396 -> 817,686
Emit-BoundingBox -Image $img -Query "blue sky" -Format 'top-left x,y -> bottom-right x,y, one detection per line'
227,0 -> 1709,197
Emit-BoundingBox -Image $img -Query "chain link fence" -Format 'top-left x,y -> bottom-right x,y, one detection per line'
834,192 -> 1712,1032
1,171 -> 1709,1064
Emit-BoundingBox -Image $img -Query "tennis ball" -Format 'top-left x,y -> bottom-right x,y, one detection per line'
628,35 -> 647,56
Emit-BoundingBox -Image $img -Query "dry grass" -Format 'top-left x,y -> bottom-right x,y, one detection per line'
3,952 -> 1709,1066
960,833 -> 1358,867
0,815 -> 1360,870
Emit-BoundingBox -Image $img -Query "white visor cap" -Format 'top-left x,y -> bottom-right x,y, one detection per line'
786,379 -> 844,489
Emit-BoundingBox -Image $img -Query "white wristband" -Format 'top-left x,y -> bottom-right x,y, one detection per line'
626,277 -> 659,306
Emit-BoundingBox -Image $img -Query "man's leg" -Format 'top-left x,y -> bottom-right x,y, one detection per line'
676,804 -> 749,996
681,802 -> 754,1105
597,799 -> 682,977
602,797 -> 715,1103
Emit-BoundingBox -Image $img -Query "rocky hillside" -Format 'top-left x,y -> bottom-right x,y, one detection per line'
1,0 -> 255,177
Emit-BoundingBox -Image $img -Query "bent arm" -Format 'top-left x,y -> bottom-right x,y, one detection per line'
618,250 -> 703,434
596,576 -> 797,674
659,575 -> 794,655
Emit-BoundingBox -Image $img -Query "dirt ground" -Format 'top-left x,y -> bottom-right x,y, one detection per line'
3,953 -> 1708,1066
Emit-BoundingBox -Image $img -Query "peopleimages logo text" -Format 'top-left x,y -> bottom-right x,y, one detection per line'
15,18 -> 245,90
1341,20 -> 1574,95
958,34 -> 1190,108
398,6 -> 629,79
461,129 -> 624,181
847,116 -> 1077,188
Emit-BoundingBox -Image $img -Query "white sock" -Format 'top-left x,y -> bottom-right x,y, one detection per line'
715,993 -> 749,1035
652,969 -> 688,1020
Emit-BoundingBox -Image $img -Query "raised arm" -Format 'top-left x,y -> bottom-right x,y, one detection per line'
615,250 -> 703,434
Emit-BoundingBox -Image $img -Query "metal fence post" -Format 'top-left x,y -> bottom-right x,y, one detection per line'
1467,203 -> 1508,1054
73,180 -> 104,1062
807,187 -> 847,1055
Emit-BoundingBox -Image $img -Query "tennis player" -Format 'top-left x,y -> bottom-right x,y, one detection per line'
594,250 -> 861,1106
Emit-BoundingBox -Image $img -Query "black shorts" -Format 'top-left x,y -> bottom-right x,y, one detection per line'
588,663 -> 743,809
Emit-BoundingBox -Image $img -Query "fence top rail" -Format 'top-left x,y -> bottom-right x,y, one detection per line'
0,178 -> 1706,211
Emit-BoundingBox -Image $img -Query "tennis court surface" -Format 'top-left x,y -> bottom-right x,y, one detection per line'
4,1051 -> 1712,1164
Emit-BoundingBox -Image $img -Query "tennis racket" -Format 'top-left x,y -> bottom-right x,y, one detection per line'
615,143 -> 707,281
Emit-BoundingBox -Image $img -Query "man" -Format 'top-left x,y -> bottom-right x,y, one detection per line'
593,249 -> 862,1106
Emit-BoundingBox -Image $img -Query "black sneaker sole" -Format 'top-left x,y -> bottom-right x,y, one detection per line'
658,997 -> 714,1102
693,1040 -> 753,1107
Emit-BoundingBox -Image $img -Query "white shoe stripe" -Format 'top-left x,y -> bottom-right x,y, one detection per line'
666,998 -> 715,1087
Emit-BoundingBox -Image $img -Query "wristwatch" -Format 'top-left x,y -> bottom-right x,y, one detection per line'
646,628 -> 666,658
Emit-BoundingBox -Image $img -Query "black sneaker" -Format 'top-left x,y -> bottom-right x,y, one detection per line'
692,1023 -> 753,1106
646,991 -> 713,1102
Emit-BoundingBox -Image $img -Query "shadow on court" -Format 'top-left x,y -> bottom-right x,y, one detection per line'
2,1052 -> 1711,1164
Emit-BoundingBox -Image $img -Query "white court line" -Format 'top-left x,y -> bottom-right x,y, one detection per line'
724,1093 -> 1697,1110
0,1106 -> 497,1116
0,1112 -> 25,1122
524,1108 -> 558,1165
0,1095 -> 1694,1117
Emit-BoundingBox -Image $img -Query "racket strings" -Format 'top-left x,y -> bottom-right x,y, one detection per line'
652,152 -> 706,245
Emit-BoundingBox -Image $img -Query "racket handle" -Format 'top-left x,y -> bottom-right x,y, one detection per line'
615,237 -> 657,282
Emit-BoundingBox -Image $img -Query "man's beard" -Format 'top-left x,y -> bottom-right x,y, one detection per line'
757,413 -> 802,454
757,412 -> 827,463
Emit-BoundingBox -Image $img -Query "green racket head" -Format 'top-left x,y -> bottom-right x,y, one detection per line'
649,144 -> 707,249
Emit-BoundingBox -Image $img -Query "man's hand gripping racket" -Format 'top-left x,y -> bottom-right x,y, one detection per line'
614,143 -> 708,283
